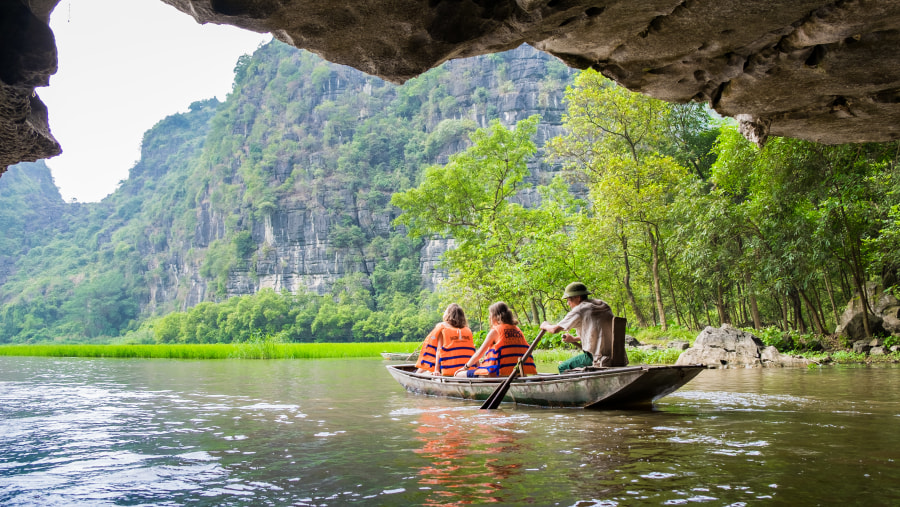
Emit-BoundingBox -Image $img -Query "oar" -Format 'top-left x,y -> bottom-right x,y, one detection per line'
408,343 -> 422,361
480,329 -> 546,410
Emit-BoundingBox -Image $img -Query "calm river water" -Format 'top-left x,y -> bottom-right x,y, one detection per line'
1,356 -> 899,506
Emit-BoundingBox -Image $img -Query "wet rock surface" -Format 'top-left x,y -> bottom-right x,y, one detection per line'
835,282 -> 900,342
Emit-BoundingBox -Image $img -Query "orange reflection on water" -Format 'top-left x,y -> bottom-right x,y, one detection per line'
413,409 -> 528,506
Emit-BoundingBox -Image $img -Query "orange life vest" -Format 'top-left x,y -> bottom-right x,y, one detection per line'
415,322 -> 475,373
473,323 -> 537,377
435,326 -> 475,375
414,332 -> 440,372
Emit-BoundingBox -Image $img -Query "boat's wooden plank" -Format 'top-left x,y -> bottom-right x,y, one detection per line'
584,365 -> 705,408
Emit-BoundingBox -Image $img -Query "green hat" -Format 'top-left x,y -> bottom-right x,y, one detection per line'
563,282 -> 590,299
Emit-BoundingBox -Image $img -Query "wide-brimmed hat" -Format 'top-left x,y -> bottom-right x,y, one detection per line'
562,282 -> 591,299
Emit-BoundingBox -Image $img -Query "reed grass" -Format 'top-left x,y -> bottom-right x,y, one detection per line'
797,350 -> 900,365
30,342 -> 891,366
532,347 -> 681,366
631,325 -> 697,346
532,348 -> 579,363
0,342 -> 419,360
626,347 -> 682,364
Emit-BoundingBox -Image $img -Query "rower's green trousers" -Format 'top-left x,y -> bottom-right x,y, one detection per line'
558,351 -> 593,373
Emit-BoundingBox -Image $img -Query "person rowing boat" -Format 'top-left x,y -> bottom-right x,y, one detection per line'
540,281 -> 628,372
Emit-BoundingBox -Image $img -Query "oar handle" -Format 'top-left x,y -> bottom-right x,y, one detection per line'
518,329 -> 546,366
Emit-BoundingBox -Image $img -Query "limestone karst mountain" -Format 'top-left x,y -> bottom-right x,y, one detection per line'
0,41 -> 575,341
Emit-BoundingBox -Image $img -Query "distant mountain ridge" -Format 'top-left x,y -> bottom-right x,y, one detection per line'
0,41 -> 575,341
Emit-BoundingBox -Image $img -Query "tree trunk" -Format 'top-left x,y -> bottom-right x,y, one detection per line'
661,244 -> 684,327
823,269 -> 840,329
715,283 -> 729,325
619,230 -> 649,327
778,294 -> 788,331
810,282 -> 829,333
789,288 -> 807,333
736,282 -> 748,325
839,266 -> 852,301
648,225 -> 668,331
511,303 -> 527,325
851,275 -> 871,338
798,287 -> 826,335
686,283 -> 701,330
530,297 -> 540,325
744,272 -> 762,329
839,205 -> 871,337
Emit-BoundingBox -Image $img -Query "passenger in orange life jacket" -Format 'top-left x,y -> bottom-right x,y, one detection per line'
415,303 -> 476,375
455,301 -> 537,378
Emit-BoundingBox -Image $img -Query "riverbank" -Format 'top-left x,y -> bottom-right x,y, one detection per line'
0,342 -> 418,360
0,342 -> 678,363
1,342 -> 896,365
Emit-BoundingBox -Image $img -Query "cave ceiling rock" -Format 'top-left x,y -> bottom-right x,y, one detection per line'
3,0 -> 900,173
1,0 -> 61,175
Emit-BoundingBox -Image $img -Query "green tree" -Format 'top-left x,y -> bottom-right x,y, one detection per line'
392,116 -> 557,320
702,126 -> 900,335
548,69 -> 705,329
61,272 -> 139,338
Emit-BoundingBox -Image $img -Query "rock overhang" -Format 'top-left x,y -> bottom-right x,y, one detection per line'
3,0 -> 900,173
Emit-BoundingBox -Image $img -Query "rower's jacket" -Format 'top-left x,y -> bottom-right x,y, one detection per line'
557,298 -> 627,367
473,323 -> 538,377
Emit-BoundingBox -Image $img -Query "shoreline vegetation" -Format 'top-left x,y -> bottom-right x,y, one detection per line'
1,342 -> 897,366
0,342 -> 418,360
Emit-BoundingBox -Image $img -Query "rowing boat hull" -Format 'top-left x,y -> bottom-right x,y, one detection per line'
386,363 -> 704,408
381,352 -> 417,361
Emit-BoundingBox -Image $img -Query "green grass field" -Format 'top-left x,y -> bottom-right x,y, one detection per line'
11,341 -> 892,366
0,342 -> 687,364
0,342 -> 420,360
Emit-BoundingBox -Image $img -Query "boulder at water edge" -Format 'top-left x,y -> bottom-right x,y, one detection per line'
676,324 -> 811,368
835,282 -> 900,341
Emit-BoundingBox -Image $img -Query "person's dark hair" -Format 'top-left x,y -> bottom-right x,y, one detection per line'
488,301 -> 518,326
443,303 -> 468,329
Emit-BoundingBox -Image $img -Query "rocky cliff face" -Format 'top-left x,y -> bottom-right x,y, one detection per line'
0,43 -> 574,323
131,43 -> 575,310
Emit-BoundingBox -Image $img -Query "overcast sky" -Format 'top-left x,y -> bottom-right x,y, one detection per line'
40,0 -> 270,202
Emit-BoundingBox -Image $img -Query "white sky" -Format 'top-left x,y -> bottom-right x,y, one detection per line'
40,0 -> 271,202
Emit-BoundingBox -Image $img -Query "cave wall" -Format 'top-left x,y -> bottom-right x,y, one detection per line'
0,0 -> 61,174
4,0 -> 900,174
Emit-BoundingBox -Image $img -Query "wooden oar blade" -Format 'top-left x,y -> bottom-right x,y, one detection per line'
479,370 -> 518,409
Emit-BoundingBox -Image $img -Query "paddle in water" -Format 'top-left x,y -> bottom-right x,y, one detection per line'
480,329 -> 546,409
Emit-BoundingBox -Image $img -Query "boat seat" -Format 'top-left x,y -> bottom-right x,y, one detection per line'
596,316 -> 628,367
612,316 -> 628,367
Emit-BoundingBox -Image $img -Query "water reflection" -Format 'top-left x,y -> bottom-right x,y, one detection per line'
2,357 -> 900,505
413,408 -> 526,505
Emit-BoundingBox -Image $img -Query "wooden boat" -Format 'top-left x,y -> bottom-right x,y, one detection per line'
386,363 -> 705,409
381,352 -> 418,361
